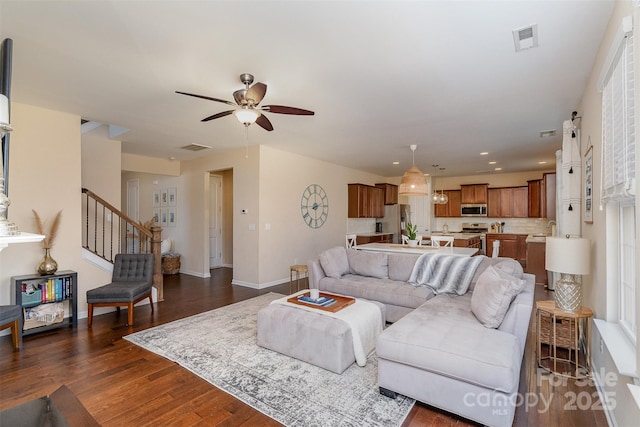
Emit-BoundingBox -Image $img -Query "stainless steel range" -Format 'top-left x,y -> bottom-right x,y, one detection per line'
461,222 -> 489,254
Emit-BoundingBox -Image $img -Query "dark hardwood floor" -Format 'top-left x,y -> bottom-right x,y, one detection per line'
0,269 -> 608,426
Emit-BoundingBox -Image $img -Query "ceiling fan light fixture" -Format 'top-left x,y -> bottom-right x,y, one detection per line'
233,108 -> 261,125
399,144 -> 427,196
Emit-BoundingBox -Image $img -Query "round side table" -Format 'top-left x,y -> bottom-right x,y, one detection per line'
536,300 -> 593,379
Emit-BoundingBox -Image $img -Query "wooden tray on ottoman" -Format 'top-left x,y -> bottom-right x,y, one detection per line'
287,292 -> 355,313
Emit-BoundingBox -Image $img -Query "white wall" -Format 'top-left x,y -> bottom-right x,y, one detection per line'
0,102 -> 111,318
577,0 -> 640,424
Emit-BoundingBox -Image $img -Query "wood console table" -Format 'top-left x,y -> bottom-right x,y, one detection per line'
536,300 -> 593,379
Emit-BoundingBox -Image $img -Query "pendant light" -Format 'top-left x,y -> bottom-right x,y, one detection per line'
399,144 -> 427,196
431,165 -> 442,204
438,167 -> 449,204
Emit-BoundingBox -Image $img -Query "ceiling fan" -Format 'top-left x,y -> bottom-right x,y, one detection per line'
176,73 -> 314,131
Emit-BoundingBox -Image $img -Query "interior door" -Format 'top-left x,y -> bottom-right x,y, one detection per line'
209,174 -> 222,268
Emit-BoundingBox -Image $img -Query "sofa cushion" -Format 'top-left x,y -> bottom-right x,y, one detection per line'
493,258 -> 524,278
346,249 -> 388,279
319,246 -> 350,279
388,253 -> 421,282
377,294 -> 521,392
318,275 -> 433,309
471,265 -> 526,328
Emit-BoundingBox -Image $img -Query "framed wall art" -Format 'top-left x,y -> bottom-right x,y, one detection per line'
153,190 -> 161,208
168,207 -> 176,227
153,208 -> 161,226
161,189 -> 168,207
160,208 -> 168,227
167,187 -> 177,207
584,145 -> 593,224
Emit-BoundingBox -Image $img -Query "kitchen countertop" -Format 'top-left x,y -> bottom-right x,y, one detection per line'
356,243 -> 478,257
354,232 -> 394,237
429,232 -> 483,240
526,234 -> 549,243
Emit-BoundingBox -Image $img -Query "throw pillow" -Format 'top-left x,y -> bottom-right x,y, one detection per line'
319,246 -> 350,279
346,249 -> 389,279
493,258 -> 524,278
471,265 -> 526,328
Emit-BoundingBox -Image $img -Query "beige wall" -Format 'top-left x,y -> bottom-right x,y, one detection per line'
218,169 -> 233,266
0,102 -> 111,314
82,126 -> 122,203
257,146 -> 385,285
577,1 -> 640,425
122,152 -> 180,176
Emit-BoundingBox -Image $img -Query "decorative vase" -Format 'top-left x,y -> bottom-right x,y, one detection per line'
408,239 -> 418,247
37,248 -> 58,275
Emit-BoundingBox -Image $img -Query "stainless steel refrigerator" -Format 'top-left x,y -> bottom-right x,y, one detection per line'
380,204 -> 410,243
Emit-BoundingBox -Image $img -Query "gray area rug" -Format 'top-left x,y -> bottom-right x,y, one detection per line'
125,292 -> 414,426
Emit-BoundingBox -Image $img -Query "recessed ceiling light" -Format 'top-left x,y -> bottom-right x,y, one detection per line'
495,167 -> 502,171
480,152 -> 489,155
489,161 -> 497,165
393,161 -> 400,165
538,161 -> 547,164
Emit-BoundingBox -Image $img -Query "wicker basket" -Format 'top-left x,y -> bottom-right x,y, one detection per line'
539,311 -> 576,350
162,254 -> 181,275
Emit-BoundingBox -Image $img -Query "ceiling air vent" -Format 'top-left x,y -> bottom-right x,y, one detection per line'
180,143 -> 211,151
513,24 -> 538,52
540,129 -> 556,138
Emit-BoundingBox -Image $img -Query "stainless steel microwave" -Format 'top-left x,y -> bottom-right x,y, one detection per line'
460,204 -> 487,217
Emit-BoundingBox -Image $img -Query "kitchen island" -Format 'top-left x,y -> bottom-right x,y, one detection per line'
427,232 -> 482,249
356,243 -> 478,257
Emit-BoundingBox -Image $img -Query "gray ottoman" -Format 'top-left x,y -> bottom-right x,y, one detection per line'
257,299 -> 385,374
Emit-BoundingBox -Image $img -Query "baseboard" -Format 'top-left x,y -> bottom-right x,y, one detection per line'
177,269 -> 210,278
232,278 -> 289,290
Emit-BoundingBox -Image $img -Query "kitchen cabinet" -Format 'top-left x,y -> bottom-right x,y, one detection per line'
528,179 -> 542,217
348,184 -> 384,218
486,233 -> 527,266
487,187 -> 528,218
434,190 -> 461,217
375,183 -> 398,205
454,236 -> 482,249
543,172 -> 556,219
526,241 -> 547,285
461,184 -> 488,204
356,233 -> 393,245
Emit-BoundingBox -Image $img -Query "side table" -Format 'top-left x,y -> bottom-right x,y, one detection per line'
536,300 -> 593,379
289,265 -> 308,294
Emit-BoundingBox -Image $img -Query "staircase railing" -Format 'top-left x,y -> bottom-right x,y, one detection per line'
81,188 -> 164,301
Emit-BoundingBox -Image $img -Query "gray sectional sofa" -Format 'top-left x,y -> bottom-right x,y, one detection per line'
307,246 -> 534,427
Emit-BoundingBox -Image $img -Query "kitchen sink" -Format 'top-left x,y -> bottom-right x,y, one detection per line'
531,233 -> 548,237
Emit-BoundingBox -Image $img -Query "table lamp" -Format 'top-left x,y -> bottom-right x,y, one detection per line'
545,235 -> 591,311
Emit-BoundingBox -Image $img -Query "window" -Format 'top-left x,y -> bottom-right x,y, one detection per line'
600,20 -> 637,343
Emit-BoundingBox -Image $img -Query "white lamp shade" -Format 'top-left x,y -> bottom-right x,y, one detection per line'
233,108 -> 261,124
0,94 -> 9,125
399,165 -> 428,196
545,236 -> 591,275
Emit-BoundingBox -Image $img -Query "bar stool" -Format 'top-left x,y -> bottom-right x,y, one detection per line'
289,265 -> 308,294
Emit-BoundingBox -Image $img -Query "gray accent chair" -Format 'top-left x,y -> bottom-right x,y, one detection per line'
86,253 -> 154,327
0,305 -> 22,349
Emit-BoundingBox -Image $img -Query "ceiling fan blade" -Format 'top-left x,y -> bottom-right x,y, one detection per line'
256,114 -> 274,131
176,91 -> 235,106
201,110 -> 234,122
246,82 -> 267,106
263,105 -> 315,115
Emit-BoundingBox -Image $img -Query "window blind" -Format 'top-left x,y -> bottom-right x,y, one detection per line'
602,33 -> 635,204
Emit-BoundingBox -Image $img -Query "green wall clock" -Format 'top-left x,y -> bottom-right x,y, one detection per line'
300,184 -> 328,228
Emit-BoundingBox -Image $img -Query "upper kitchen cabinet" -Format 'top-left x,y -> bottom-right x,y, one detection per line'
375,183 -> 399,205
527,179 -> 542,217
526,173 -> 556,218
488,186 -> 528,218
348,184 -> 385,218
460,184 -> 488,204
434,190 -> 461,217
543,172 -> 556,219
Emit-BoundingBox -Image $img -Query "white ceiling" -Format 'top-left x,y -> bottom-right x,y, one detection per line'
0,1 -> 614,178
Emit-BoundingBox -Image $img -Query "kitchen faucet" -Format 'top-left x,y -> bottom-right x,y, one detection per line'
547,220 -> 557,236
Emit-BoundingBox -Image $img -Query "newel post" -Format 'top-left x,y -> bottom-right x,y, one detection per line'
150,226 -> 164,301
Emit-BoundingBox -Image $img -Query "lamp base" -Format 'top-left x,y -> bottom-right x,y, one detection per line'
554,273 -> 582,312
